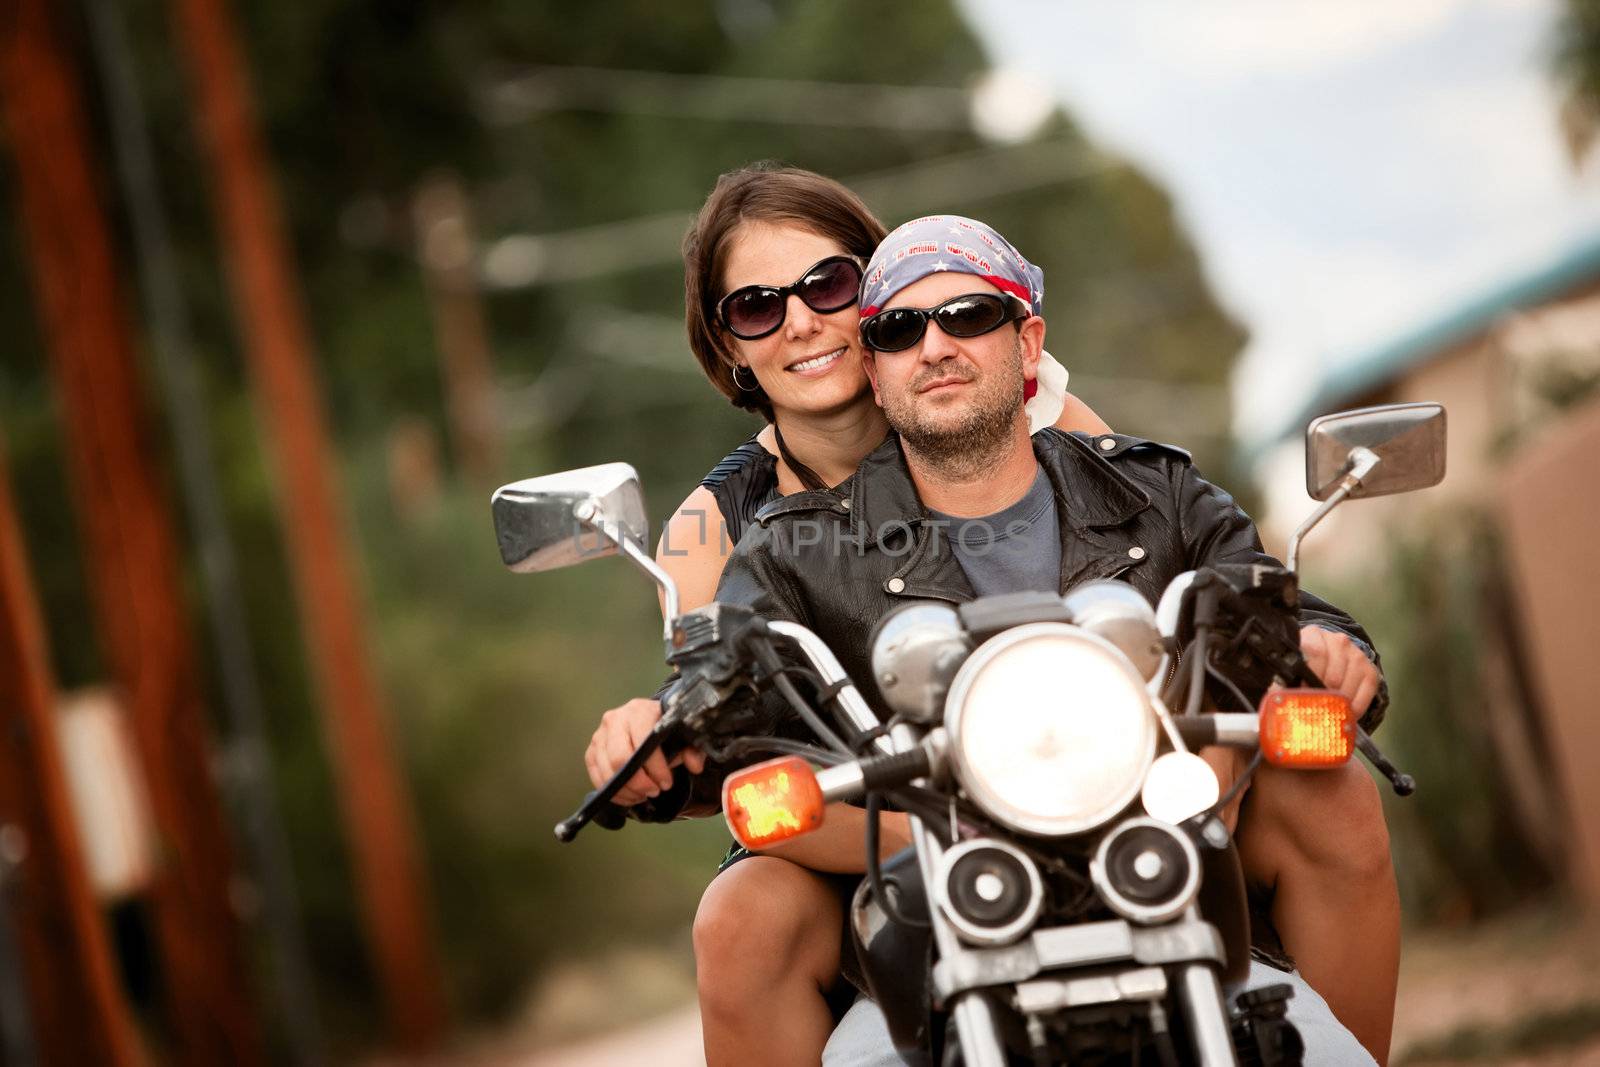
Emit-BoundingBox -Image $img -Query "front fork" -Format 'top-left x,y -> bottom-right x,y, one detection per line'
1179,954 -> 1240,1065
774,622 -> 1241,1064
889,723 -> 1010,1067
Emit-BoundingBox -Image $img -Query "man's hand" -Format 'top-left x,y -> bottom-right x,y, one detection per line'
584,698 -> 706,807
1298,626 -> 1382,717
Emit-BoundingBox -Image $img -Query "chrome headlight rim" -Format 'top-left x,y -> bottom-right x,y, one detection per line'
944,622 -> 1158,837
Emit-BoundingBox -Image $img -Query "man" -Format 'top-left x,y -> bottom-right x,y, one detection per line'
596,216 -> 1397,1065
734,213 -> 1397,1061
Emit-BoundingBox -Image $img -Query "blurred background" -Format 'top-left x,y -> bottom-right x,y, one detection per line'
1,0 -> 1597,1064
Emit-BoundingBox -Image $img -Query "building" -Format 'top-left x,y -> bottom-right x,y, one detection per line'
1256,230 -> 1600,910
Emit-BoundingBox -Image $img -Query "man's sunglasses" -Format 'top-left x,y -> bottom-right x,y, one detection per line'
717,255 -> 863,340
859,292 -> 1031,353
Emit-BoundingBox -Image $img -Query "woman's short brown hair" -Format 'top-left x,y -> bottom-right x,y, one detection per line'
682,163 -> 887,420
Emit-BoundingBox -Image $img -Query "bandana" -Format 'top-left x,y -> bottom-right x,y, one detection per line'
860,214 -> 1044,318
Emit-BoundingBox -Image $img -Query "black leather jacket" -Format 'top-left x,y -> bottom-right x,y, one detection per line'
634,427 -> 1386,827
716,427 -> 1386,730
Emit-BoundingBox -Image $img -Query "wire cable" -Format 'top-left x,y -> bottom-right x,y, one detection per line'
750,639 -> 852,755
866,793 -> 929,929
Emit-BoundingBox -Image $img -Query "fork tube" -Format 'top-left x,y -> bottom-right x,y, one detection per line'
890,726 -> 1007,1067
1177,960 -> 1238,1066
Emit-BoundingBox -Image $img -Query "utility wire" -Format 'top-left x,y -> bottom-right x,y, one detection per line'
481,64 -> 977,131
481,139 -> 1123,288
80,0 -> 324,1061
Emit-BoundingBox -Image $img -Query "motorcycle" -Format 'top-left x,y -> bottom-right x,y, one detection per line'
490,402 -> 1446,1066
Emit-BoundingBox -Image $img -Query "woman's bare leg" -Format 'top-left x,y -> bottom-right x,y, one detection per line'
693,855 -> 844,1066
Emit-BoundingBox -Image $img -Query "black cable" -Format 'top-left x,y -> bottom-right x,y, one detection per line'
866,793 -> 929,929
705,735 -> 845,766
1205,658 -> 1255,715
884,788 -> 957,841
850,723 -> 892,754
1211,751 -> 1264,817
771,664 -> 881,753
750,639 -> 852,755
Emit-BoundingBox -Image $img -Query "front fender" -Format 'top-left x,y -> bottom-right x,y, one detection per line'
850,847 -> 938,1066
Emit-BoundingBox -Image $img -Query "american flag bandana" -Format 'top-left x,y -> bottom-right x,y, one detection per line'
860,214 -> 1044,319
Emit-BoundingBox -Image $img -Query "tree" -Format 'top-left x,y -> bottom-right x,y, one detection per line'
0,0 -> 1247,1035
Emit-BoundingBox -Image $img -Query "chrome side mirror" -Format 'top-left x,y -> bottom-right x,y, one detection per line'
492,463 -> 648,573
1306,402 -> 1446,501
1288,402 -> 1447,571
491,463 -> 679,639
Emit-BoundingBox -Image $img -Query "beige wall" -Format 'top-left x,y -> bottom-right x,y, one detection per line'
1498,397 -> 1600,907
1256,281 -> 1600,909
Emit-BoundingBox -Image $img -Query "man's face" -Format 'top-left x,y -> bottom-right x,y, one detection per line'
864,271 -> 1045,461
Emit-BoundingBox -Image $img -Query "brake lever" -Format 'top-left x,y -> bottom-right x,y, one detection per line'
1354,727 -> 1415,796
554,721 -> 685,842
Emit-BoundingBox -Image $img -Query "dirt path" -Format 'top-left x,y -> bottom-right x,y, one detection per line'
412,902 -> 1600,1066
1390,904 -> 1600,1065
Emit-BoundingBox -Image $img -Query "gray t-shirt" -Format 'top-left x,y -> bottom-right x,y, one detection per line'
927,466 -> 1061,597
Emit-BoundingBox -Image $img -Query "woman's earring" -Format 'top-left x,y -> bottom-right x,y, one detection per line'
732,364 -> 760,392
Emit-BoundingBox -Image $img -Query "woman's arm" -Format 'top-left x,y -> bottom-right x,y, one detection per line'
1055,390 -> 1114,436
655,485 -> 736,615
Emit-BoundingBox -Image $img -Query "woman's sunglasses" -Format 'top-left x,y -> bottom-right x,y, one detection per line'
859,292 -> 1031,353
717,255 -> 863,340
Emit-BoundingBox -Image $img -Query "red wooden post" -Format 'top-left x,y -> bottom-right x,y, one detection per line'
0,434 -> 142,1067
0,2 -> 265,1062
167,0 -> 448,1048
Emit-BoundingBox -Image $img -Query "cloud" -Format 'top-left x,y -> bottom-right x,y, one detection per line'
1120,0 -> 1471,82
960,0 -> 1583,454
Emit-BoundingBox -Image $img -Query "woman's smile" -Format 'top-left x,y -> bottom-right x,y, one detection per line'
786,345 -> 847,376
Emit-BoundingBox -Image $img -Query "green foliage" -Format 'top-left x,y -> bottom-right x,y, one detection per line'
1322,508 -> 1553,924
1552,0 -> 1600,161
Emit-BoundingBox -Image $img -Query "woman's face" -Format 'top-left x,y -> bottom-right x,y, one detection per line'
719,221 -> 873,419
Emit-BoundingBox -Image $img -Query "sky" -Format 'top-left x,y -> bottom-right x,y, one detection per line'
957,0 -> 1600,451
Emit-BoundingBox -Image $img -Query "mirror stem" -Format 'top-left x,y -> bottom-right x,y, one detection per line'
1286,446 -> 1379,573
615,532 -> 680,644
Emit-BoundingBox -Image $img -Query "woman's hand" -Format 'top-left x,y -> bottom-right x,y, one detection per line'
585,697 -> 706,806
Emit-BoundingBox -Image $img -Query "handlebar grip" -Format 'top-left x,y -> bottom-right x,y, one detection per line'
857,746 -> 932,792
1174,716 -> 1218,748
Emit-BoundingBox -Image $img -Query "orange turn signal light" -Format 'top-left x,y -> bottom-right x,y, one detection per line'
1259,689 -> 1355,768
722,756 -> 825,851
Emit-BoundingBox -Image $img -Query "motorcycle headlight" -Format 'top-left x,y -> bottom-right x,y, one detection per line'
945,623 -> 1157,836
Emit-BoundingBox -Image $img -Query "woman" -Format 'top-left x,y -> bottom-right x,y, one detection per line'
585,163 -> 1112,1066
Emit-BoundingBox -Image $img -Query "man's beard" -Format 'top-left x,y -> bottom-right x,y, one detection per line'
882,336 -> 1027,481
